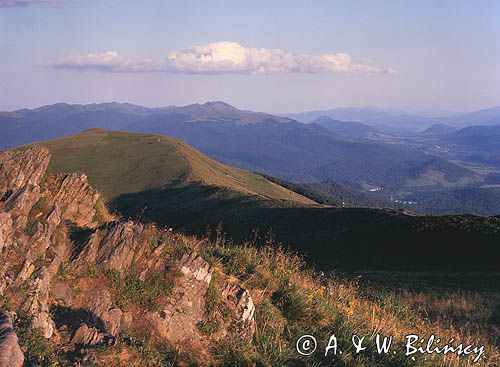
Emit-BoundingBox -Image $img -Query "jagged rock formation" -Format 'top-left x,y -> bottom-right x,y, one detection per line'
0,147 -> 255,365
46,173 -> 100,228
72,220 -> 148,272
0,148 -> 50,194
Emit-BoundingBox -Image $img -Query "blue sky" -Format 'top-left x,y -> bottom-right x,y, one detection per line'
1,0 -> 499,113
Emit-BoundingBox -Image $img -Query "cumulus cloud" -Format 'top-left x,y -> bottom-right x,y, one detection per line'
0,0 -> 72,7
49,41 -> 398,75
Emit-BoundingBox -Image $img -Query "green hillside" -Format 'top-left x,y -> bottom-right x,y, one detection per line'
29,129 -> 500,271
34,128 -> 316,205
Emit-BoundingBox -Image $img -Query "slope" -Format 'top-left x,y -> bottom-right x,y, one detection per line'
311,115 -> 379,138
1,102 -> 476,194
25,130 -> 500,271
32,128 -> 316,205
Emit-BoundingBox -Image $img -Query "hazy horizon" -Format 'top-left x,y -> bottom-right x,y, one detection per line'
2,98 -> 498,118
1,0 -> 499,113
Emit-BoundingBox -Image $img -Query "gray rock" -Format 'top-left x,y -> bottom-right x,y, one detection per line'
73,221 -> 146,273
70,323 -> 114,347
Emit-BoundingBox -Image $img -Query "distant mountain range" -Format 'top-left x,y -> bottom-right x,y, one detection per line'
285,105 -> 500,131
2,101 -> 500,214
310,115 -> 379,138
0,101 -> 476,189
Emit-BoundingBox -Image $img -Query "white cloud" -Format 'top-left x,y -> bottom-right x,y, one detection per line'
49,41 -> 398,75
50,51 -> 163,72
0,0 -> 72,7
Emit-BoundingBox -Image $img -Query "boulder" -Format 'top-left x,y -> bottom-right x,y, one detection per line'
70,323 -> 114,347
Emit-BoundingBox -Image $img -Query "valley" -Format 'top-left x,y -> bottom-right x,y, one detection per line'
21,129 -> 500,272
2,2 -> 499,366
3,101 -> 500,215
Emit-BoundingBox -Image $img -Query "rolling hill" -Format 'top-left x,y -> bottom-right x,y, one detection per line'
420,123 -> 457,136
445,106 -> 500,127
31,128 -> 316,205
0,102 -> 483,201
443,125 -> 500,150
23,129 -> 500,271
310,115 -> 379,138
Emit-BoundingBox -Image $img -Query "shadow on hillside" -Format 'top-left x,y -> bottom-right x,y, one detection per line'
111,182 -> 500,272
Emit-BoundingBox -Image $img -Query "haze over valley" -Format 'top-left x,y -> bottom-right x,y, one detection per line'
2,100 -> 500,215
1,1 -> 500,366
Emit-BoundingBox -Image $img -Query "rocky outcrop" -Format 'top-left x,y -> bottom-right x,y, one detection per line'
0,147 -> 49,195
146,252 -> 255,362
0,312 -> 24,367
22,267 -> 57,338
0,212 -> 13,253
0,147 -> 49,244
147,252 -> 214,356
72,221 -> 147,272
221,281 -> 256,337
0,146 -> 256,366
70,289 -> 129,338
47,173 -> 100,228
70,323 -> 114,347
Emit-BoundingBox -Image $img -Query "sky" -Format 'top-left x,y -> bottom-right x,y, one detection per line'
1,0 -> 499,113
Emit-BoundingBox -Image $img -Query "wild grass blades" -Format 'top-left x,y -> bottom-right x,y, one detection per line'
159,229 -> 499,366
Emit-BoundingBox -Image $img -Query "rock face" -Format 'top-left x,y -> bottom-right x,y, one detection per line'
147,252 -> 255,363
0,312 -> 24,367
0,146 -> 255,366
0,147 -> 49,236
0,147 -> 49,195
22,267 -> 57,338
47,173 -> 100,228
72,221 -> 147,272
148,252 -> 214,355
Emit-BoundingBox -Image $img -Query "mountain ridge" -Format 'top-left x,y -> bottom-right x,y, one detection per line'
20,129 -> 500,273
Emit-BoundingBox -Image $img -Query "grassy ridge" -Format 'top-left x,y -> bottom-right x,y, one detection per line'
35,129 -> 315,204
30,129 -> 500,271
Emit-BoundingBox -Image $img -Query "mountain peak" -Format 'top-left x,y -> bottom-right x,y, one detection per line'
202,100 -> 235,109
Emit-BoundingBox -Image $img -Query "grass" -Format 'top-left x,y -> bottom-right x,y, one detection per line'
103,269 -> 175,312
15,315 -> 59,367
357,272 -> 500,347
33,129 -> 312,204
8,219 -> 500,366
84,337 -> 199,367
158,230 -> 500,367
28,129 -> 500,273
197,272 -> 222,335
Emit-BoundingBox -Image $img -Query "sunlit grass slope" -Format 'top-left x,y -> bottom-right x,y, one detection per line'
34,128 -> 316,205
